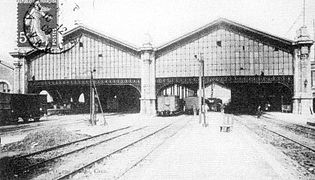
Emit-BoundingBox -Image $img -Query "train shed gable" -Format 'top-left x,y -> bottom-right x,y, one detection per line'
156,18 -> 294,57
65,25 -> 140,55
155,18 -> 295,78
27,25 -> 142,81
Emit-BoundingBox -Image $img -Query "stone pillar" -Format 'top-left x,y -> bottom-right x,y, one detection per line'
140,42 -> 156,116
292,26 -> 314,114
10,50 -> 29,94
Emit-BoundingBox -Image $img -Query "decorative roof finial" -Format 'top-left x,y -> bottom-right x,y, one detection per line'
143,33 -> 153,47
295,0 -> 311,42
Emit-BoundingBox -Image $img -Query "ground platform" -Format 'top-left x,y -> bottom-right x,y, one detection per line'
0,112 -> 312,179
123,112 -> 298,180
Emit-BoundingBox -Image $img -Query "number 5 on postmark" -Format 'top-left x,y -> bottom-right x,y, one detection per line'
17,0 -> 81,54
18,0 -> 58,48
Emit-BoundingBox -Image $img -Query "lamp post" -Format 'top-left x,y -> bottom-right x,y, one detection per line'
194,54 -> 206,126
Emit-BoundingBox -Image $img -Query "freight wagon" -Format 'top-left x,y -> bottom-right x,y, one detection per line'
157,95 -> 182,116
183,96 -> 199,114
183,97 -> 220,114
0,92 -> 47,125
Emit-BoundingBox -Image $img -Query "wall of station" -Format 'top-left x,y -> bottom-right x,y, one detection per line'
156,28 -> 293,78
10,18 -> 314,115
29,33 -> 141,81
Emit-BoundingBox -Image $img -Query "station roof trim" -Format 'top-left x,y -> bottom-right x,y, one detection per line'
12,18 -> 297,58
0,60 -> 14,70
65,25 -> 140,52
156,18 -> 295,51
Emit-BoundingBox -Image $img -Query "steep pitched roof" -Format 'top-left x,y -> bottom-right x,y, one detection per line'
0,60 -> 14,70
65,25 -> 139,52
16,24 -> 141,59
156,18 -> 294,52
14,18 -> 297,58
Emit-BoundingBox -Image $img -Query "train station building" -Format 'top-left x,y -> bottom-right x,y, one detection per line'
10,18 -> 314,115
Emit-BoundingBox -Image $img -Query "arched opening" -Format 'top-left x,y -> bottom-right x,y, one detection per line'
0,80 -> 11,93
158,84 -> 195,99
204,82 -> 231,105
78,93 -> 85,103
266,83 -> 292,112
157,84 -> 196,115
72,92 -> 88,113
39,90 -> 54,109
226,83 -> 292,114
97,85 -> 140,113
39,90 -> 54,102
30,84 -> 141,114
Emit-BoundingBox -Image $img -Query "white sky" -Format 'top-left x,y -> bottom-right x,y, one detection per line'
0,0 -> 315,64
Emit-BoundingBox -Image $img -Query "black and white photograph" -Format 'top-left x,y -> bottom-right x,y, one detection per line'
0,0 -> 315,179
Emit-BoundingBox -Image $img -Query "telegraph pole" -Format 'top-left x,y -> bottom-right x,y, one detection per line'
17,61 -> 22,94
198,55 -> 202,124
90,69 -> 96,125
313,19 -> 315,61
195,54 -> 206,126
201,53 -> 206,127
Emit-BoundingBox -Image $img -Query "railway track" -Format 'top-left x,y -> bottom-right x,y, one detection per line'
254,115 -> 315,150
19,126 -> 143,175
235,115 -> 315,175
57,116 -> 191,180
0,119 -> 86,136
56,124 -> 172,180
261,114 -> 315,139
27,116 -> 190,180
1,115 -> 192,180
1,126 -> 141,179
16,126 -> 131,159
25,124 -> 166,180
116,117 -> 191,180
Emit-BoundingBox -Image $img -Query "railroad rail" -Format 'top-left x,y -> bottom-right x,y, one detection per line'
8,126 -> 146,179
235,116 -> 315,175
262,115 -> 315,139
3,116 -> 191,180
19,126 -> 146,174
265,128 -> 315,152
15,126 -> 131,159
0,120 -> 86,136
116,117 -> 191,179
56,123 -> 173,180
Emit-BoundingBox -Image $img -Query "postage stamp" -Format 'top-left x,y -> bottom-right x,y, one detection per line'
17,0 -> 81,54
